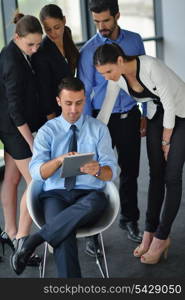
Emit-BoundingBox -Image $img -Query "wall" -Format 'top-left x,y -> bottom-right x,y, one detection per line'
162,0 -> 185,80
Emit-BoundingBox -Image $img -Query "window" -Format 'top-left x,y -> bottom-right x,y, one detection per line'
0,1 -> 5,162
17,0 -> 83,43
118,0 -> 156,56
0,2 -> 5,50
0,140 -> 4,166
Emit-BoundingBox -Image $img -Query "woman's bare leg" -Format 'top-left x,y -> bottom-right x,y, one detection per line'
1,152 -> 21,239
14,157 -> 32,239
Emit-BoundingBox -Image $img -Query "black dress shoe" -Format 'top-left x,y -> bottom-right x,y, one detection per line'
119,221 -> 143,243
10,236 -> 35,275
85,235 -> 102,257
27,254 -> 41,266
12,238 -> 41,267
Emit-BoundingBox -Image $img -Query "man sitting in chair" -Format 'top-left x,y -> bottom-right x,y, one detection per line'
11,77 -> 117,278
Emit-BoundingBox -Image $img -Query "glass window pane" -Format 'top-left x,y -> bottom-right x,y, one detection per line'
17,0 -> 83,43
0,4 -> 5,50
118,0 -> 156,56
0,141 -> 4,163
0,5 -> 4,161
144,40 -> 156,57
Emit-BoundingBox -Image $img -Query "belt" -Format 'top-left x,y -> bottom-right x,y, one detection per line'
120,112 -> 129,119
93,105 -> 139,119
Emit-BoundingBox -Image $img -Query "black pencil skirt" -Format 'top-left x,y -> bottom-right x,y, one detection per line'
0,129 -> 32,160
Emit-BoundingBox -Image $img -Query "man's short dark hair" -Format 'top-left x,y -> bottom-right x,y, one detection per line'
89,0 -> 119,16
58,77 -> 85,95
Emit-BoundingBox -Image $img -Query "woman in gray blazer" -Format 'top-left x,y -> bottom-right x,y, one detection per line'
0,13 -> 44,265
93,43 -> 185,265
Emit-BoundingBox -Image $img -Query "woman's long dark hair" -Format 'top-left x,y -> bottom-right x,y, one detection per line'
93,43 -> 137,66
39,4 -> 79,75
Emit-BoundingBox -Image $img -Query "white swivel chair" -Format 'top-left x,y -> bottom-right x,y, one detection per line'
26,180 -> 120,278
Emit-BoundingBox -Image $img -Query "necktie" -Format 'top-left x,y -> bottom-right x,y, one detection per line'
64,124 -> 77,191
26,55 -> 35,74
26,55 -> 31,63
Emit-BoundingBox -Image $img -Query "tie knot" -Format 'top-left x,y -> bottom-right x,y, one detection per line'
26,55 -> 31,61
70,124 -> 76,132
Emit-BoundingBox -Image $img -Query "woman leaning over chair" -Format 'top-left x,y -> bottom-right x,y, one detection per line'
32,4 -> 79,120
0,13 -> 44,263
93,43 -> 185,264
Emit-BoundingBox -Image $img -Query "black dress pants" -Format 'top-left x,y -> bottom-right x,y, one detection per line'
38,189 -> 107,278
146,106 -> 185,239
107,106 -> 141,223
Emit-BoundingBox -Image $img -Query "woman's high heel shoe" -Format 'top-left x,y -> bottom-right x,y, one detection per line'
133,232 -> 154,258
0,231 -> 15,254
140,237 -> 171,264
133,244 -> 149,257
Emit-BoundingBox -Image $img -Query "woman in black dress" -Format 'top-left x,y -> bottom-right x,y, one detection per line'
0,13 -> 44,261
32,4 -> 79,120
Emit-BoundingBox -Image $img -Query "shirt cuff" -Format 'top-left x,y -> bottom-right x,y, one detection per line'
30,163 -> 45,181
109,165 -> 118,182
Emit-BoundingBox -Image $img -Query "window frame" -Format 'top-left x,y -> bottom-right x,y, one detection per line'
1,0 -> 163,58
78,0 -> 163,58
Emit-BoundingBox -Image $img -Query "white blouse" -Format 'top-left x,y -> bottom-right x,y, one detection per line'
97,55 -> 185,129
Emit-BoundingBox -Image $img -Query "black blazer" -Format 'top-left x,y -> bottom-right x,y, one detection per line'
32,36 -> 71,116
0,40 -> 44,134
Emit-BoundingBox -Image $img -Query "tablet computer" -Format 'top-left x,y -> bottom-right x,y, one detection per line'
60,152 -> 95,178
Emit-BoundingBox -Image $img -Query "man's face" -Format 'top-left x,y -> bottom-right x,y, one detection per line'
92,9 -> 120,39
57,89 -> 85,123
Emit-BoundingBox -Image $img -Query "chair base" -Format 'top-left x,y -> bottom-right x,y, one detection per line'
95,233 -> 109,278
39,234 -> 109,278
39,242 -> 48,278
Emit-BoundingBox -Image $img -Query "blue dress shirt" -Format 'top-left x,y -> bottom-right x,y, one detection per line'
78,29 -> 146,116
29,114 -> 118,191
